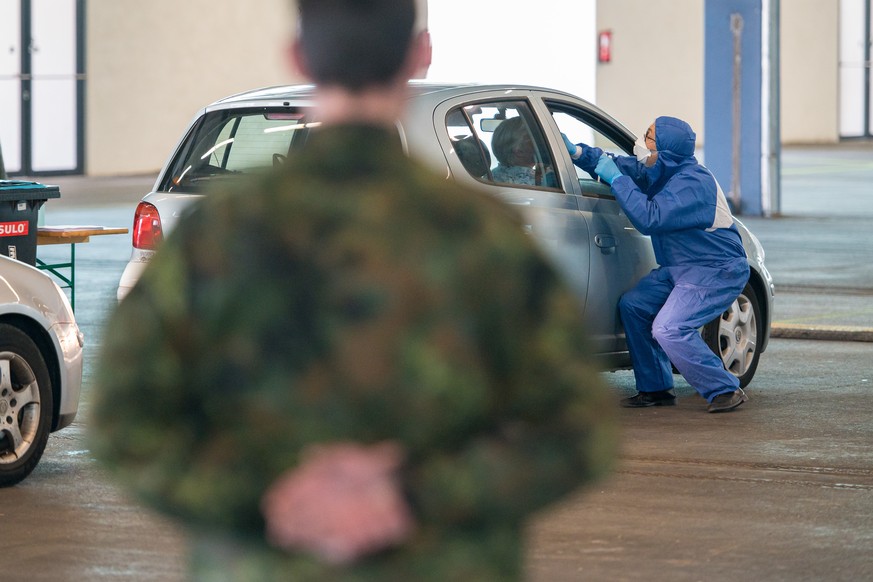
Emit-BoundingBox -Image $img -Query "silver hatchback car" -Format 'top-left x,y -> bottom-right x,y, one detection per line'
1,256 -> 84,486
118,82 -> 773,387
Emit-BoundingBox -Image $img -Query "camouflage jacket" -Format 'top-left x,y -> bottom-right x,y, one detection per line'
89,124 -> 616,581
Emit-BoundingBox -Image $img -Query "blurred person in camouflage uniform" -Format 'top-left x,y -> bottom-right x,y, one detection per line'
88,0 -> 616,579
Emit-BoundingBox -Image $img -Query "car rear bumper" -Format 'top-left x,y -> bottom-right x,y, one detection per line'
117,252 -> 152,301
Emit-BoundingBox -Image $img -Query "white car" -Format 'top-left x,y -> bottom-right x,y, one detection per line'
118,82 -> 773,387
0,256 -> 84,486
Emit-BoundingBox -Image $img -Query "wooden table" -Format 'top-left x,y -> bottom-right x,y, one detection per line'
36,226 -> 129,311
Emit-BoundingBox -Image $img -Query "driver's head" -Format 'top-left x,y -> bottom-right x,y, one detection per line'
492,118 -> 535,167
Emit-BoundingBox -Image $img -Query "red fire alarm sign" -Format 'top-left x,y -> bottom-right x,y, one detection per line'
598,30 -> 612,63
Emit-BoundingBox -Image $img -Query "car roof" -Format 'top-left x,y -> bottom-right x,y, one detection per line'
204,81 -> 632,142
208,81 -> 586,110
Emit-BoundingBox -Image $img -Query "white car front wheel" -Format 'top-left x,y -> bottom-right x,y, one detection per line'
0,323 -> 53,487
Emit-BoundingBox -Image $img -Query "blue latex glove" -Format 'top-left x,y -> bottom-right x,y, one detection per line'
594,154 -> 622,185
561,133 -> 581,158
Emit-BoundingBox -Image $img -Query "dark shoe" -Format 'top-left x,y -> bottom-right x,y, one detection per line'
620,389 -> 676,408
707,389 -> 749,413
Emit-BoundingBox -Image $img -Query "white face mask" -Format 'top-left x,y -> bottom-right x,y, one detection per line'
633,142 -> 652,163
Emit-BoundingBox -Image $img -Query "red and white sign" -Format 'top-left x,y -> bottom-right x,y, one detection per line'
598,30 -> 612,63
0,221 -> 29,237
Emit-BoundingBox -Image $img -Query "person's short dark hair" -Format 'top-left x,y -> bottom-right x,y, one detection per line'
297,0 -> 417,91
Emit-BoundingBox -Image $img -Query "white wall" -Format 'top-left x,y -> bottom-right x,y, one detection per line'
87,0 -> 296,175
426,0 -> 597,104
781,0 -> 839,143
596,1 -> 704,143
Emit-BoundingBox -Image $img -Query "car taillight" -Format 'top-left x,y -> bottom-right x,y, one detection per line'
132,202 -> 163,250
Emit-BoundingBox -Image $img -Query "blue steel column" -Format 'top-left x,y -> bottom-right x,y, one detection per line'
705,0 -> 780,217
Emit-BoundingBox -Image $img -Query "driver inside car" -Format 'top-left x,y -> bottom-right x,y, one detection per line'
490,117 -> 557,186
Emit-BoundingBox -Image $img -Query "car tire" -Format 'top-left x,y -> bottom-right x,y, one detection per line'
701,282 -> 762,389
0,323 -> 53,487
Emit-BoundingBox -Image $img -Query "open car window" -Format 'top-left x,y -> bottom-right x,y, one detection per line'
161,108 -> 315,192
545,101 -> 633,197
445,100 -> 561,191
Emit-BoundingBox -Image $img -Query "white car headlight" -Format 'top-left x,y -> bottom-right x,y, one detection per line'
54,321 -> 85,355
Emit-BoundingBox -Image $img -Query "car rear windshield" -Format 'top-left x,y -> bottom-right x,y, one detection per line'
160,107 -> 315,192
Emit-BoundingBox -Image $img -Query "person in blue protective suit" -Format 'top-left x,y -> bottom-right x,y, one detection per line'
566,116 -> 750,413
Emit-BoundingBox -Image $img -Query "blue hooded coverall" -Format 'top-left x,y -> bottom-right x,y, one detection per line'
573,116 -> 749,402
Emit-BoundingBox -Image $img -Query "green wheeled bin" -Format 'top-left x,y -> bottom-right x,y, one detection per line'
0,181 -> 61,266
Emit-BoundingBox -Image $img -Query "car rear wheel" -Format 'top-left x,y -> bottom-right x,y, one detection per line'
702,283 -> 762,388
0,323 -> 53,487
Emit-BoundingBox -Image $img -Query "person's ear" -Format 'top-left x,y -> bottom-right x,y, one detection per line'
405,30 -> 432,80
286,38 -> 312,81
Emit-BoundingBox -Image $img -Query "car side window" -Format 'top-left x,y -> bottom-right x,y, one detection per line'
547,106 -> 625,192
446,101 -> 560,190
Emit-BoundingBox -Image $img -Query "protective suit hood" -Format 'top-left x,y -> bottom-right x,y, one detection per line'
654,116 -> 696,157
643,116 -> 698,192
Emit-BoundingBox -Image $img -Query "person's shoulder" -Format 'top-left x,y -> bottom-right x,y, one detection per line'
158,170 -> 298,257
684,163 -> 720,189
206,165 -> 317,210
407,161 -> 525,220
490,164 -> 510,178
670,162 -> 714,184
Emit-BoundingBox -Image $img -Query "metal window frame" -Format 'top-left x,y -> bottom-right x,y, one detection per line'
14,0 -> 86,176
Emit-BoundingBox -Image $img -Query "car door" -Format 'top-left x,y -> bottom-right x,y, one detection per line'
533,93 -> 657,357
431,92 -> 609,351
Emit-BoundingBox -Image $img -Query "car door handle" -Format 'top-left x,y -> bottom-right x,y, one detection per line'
595,234 -> 617,254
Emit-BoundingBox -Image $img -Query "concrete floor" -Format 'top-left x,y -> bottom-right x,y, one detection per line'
528,341 -> 873,581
